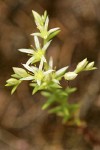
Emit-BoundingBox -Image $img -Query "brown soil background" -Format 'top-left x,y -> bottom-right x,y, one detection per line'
0,0 -> 100,150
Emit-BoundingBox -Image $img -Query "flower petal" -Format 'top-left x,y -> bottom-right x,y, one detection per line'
31,33 -> 41,37
26,56 -> 35,65
18,48 -> 34,54
22,64 -> 37,73
44,16 -> 49,30
41,56 -> 46,63
37,79 -> 41,86
42,40 -> 52,51
34,36 -> 40,49
44,69 -> 53,75
49,57 -> 53,69
39,59 -> 44,70
48,27 -> 60,34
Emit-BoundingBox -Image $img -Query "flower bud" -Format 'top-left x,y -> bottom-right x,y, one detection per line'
75,58 -> 88,73
64,72 -> 78,81
85,62 -> 94,70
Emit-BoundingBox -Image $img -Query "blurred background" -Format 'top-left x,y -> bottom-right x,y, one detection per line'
0,0 -> 100,150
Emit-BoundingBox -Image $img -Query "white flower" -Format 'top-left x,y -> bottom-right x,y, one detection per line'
22,59 -> 53,86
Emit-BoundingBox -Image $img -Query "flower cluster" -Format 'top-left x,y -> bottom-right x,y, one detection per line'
6,10 -> 96,124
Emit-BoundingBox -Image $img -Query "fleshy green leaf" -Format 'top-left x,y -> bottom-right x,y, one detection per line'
66,87 -> 77,94
56,66 -> 68,78
47,29 -> 60,41
6,78 -> 19,86
13,67 -> 28,78
41,91 -> 50,97
11,74 -> 21,79
42,98 -> 54,110
11,84 -> 18,95
49,106 -> 61,113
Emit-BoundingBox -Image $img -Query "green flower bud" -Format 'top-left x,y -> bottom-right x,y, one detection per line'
85,62 -> 95,70
32,11 -> 43,26
75,58 -> 88,73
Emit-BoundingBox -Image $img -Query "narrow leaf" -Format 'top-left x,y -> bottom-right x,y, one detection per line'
47,29 -> 60,40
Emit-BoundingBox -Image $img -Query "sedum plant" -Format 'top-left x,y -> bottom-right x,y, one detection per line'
5,10 -> 96,124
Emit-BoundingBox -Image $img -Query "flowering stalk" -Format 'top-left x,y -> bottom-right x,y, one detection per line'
5,10 -> 97,124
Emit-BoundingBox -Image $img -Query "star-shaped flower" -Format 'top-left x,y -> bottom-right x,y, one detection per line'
22,59 -> 53,86
19,36 -> 51,65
